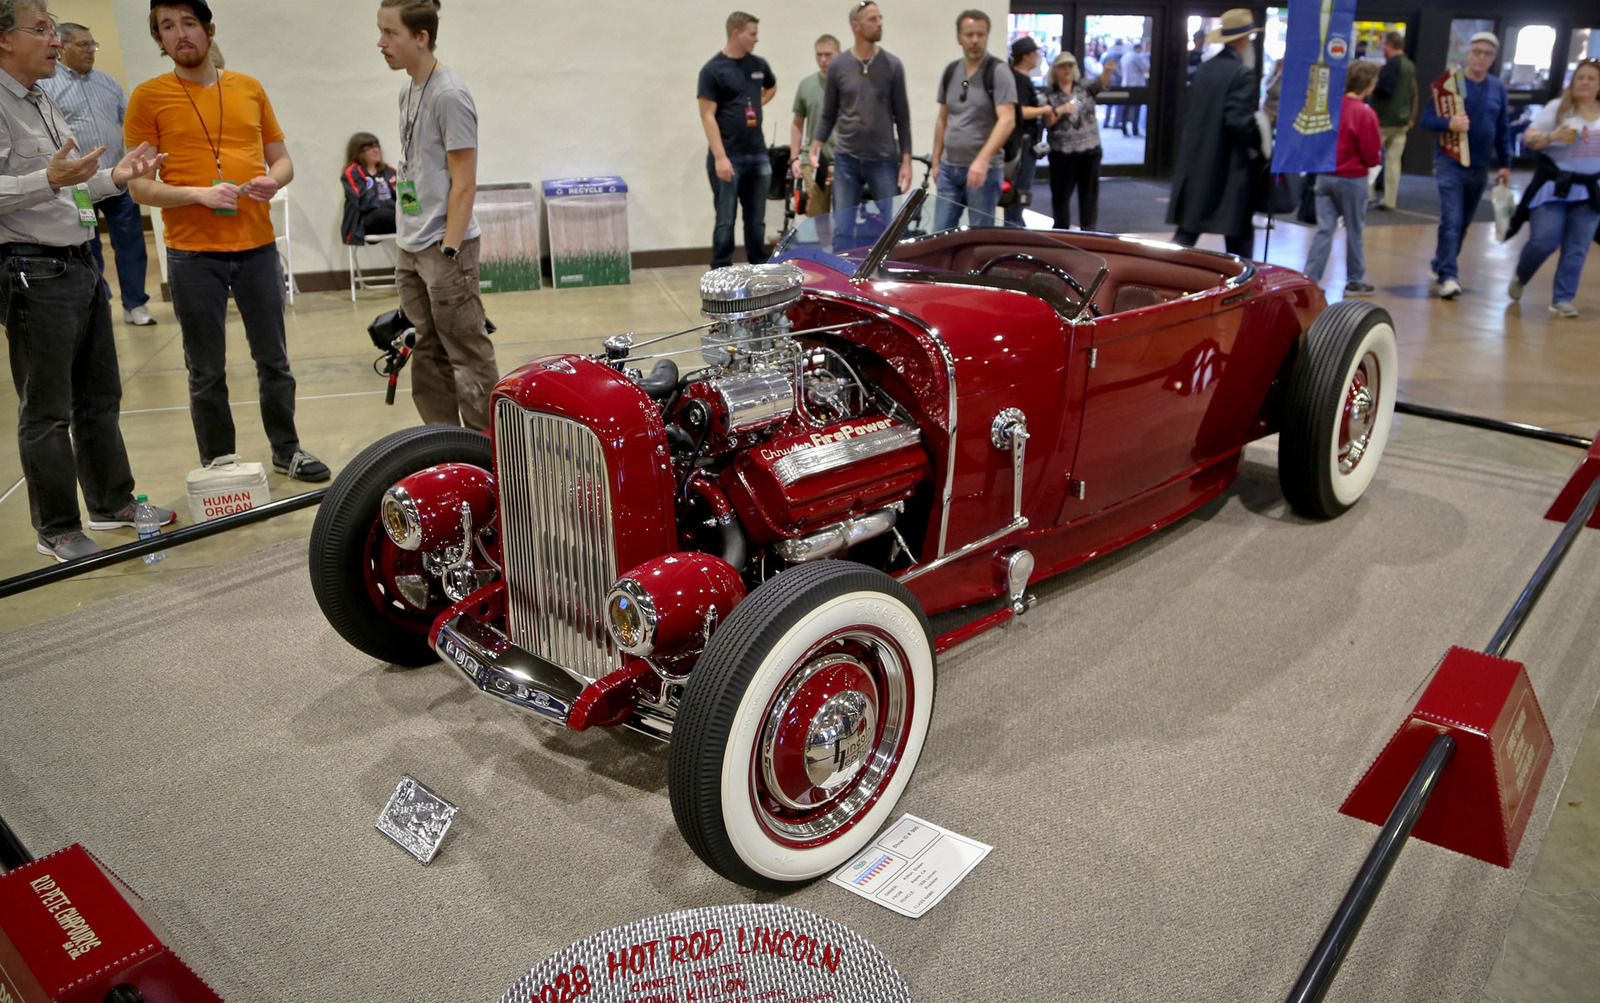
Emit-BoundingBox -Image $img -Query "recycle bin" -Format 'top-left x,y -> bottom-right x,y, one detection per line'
543,176 -> 631,289
474,182 -> 542,292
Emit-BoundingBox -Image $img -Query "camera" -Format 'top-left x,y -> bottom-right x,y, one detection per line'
368,307 -> 416,405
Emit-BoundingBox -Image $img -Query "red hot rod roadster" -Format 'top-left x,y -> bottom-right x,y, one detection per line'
310,190 -> 1397,890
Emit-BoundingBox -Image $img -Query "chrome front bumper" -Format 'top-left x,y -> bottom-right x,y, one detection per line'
434,613 -> 586,726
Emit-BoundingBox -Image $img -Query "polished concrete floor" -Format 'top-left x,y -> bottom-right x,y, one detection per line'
1,216 -> 1595,1000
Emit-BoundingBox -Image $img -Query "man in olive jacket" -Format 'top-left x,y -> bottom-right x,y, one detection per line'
1367,31 -> 1416,211
1167,9 -> 1262,257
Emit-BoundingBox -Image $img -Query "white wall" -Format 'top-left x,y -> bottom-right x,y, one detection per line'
109,0 -> 984,275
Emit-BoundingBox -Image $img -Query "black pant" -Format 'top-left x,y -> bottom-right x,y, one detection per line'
1049,148 -> 1102,230
1,244 -> 136,534
166,242 -> 301,465
361,205 -> 396,235
1172,226 -> 1255,258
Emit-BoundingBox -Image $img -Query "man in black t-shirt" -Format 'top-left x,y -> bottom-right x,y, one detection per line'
697,11 -> 777,268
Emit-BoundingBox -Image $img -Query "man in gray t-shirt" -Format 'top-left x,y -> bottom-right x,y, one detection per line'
379,0 -> 496,431
930,9 -> 1016,231
810,2 -> 913,250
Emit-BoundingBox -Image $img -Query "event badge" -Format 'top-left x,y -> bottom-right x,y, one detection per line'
211,179 -> 237,216
72,184 -> 96,228
744,100 -> 758,128
399,180 -> 420,216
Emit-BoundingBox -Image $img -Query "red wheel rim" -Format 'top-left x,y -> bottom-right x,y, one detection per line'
1338,351 -> 1380,475
751,625 -> 915,849
360,517 -> 448,633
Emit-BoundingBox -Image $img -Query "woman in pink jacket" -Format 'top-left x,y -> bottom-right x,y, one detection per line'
1304,61 -> 1383,295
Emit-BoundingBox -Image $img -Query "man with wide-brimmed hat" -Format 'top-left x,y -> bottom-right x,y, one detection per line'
1166,8 -> 1262,257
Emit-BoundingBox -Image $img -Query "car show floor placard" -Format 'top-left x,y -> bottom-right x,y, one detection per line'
829,815 -> 991,919
498,903 -> 912,1003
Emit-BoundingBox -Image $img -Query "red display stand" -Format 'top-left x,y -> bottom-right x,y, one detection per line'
1340,647 -> 1553,868
1544,436 -> 1600,529
0,844 -> 222,1003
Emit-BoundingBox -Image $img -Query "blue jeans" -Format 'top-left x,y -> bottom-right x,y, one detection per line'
0,243 -> 135,534
1515,198 -> 1600,305
933,162 -> 1003,232
88,190 -> 150,311
830,152 -> 900,252
708,151 -> 770,269
1431,157 -> 1488,282
167,243 -> 301,465
1304,174 -> 1370,283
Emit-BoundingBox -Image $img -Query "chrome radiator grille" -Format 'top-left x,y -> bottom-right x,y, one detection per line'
494,399 -> 622,681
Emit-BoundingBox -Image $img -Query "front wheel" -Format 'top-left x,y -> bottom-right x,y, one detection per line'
1279,300 -> 1398,518
668,562 -> 936,890
309,425 -> 493,666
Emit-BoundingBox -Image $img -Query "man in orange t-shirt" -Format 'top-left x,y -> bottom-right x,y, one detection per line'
124,0 -> 327,481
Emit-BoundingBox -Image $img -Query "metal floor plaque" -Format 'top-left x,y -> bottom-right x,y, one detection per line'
376,775 -> 458,864
500,902 -> 913,1003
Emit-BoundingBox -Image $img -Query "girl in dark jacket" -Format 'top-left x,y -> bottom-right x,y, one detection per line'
340,132 -> 398,244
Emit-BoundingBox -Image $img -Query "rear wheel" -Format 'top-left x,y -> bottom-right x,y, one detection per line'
309,426 -> 493,666
1279,300 -> 1398,518
668,562 -> 936,890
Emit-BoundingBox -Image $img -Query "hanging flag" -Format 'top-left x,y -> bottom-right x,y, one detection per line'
1271,0 -> 1358,174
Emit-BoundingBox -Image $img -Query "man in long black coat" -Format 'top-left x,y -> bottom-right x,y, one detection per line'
1167,9 -> 1262,257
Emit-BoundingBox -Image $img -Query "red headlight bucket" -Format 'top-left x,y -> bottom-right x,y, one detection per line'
380,462 -> 496,552
606,552 -> 747,659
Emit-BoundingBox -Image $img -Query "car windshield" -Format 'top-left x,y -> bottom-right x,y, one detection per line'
774,176 -> 1110,322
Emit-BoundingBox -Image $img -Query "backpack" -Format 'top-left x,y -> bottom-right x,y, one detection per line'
940,56 -> 1025,165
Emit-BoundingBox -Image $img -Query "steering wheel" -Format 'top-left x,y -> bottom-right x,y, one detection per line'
972,252 -> 1101,317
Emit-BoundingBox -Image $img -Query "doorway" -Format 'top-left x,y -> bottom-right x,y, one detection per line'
1008,5 -> 1164,176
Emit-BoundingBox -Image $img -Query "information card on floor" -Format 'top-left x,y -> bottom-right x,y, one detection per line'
829,814 -> 992,918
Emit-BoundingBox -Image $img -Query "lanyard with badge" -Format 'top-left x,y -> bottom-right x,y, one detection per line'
176,69 -> 236,214
398,62 -> 437,217
34,98 -> 96,228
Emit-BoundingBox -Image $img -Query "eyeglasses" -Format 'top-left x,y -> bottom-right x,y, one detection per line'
1468,47 -> 1496,58
7,18 -> 59,40
71,41 -> 100,51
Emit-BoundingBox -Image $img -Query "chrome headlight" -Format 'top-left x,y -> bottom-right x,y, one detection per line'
605,579 -> 658,655
380,486 -> 423,551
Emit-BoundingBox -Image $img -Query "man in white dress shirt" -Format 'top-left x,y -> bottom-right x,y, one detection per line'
38,20 -> 154,324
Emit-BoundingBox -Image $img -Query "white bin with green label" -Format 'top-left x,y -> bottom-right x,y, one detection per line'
544,176 -> 631,289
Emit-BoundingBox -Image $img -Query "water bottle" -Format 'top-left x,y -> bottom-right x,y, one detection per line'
135,494 -> 166,564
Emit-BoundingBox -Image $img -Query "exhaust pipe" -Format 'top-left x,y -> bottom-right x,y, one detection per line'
775,507 -> 898,563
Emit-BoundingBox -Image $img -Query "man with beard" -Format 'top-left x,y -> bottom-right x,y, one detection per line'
809,1 -> 912,249
124,0 -> 328,480
377,0 -> 496,430
1166,8 -> 1262,258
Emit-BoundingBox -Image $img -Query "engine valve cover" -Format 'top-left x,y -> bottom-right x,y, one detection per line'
725,416 -> 929,541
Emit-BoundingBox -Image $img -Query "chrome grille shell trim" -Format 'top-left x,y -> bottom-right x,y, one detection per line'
494,398 -> 623,683
772,425 -> 923,486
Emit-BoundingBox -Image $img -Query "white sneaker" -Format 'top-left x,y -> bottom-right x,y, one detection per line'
1550,301 -> 1579,318
1438,278 -> 1462,299
1507,277 -> 1523,301
123,305 -> 156,326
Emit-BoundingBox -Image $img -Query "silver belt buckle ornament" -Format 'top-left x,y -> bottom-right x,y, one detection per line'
376,774 -> 459,864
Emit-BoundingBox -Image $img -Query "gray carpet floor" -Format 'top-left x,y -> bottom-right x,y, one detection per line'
4,440 -> 1598,1003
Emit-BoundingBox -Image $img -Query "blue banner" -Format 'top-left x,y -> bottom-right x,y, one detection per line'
1271,0 -> 1357,174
